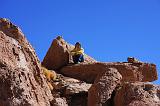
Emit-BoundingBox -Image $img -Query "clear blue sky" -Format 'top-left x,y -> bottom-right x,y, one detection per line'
1,0 -> 160,84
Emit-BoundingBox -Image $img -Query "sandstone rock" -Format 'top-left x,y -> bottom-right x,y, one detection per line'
54,76 -> 92,95
51,74 -> 91,106
60,62 -> 157,83
65,82 -> 91,95
62,77 -> 80,83
42,36 -> 96,70
88,68 -> 122,106
0,18 -> 53,106
42,37 -> 70,70
114,82 -> 160,106
51,97 -> 68,106
1,18 -> 159,106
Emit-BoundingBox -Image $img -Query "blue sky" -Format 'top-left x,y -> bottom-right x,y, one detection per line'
1,0 -> 160,84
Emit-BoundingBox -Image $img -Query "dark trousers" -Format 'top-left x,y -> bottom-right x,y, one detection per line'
72,54 -> 84,64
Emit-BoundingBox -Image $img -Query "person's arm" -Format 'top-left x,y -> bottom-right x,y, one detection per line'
70,48 -> 76,55
77,48 -> 84,54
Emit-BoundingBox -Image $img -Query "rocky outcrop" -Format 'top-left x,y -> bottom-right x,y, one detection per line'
51,98 -> 68,106
0,18 -> 53,106
42,37 -> 70,70
114,82 -> 160,106
52,75 -> 92,106
60,62 -> 157,83
59,60 -> 158,106
54,76 -> 92,95
88,68 -> 122,106
42,36 -> 96,70
1,18 -> 159,106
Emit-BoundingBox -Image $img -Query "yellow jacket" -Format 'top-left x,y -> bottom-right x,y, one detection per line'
71,48 -> 84,55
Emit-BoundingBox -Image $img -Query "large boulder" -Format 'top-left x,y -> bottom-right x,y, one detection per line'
54,76 -> 92,95
60,62 -> 158,83
88,68 -> 122,106
52,74 -> 92,106
114,82 -> 160,106
42,36 -> 96,70
42,37 -> 70,70
0,18 -> 53,106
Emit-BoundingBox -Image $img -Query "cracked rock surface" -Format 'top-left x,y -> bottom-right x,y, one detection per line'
0,18 -> 53,106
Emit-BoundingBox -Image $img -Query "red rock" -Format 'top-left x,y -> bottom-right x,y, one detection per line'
0,18 -> 53,106
51,97 -> 68,106
60,62 -> 157,83
42,37 -> 70,70
52,74 -> 91,106
54,78 -> 92,95
1,18 -> 159,106
42,36 -> 96,70
88,68 -> 122,106
114,82 -> 160,106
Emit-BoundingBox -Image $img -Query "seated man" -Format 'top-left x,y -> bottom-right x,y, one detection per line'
71,42 -> 84,64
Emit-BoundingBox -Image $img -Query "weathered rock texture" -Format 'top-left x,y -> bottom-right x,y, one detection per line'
88,68 -> 122,106
51,97 -> 68,106
1,18 -> 159,106
0,18 -> 53,106
52,74 -> 92,106
60,62 -> 157,83
114,82 -> 160,106
54,76 -> 92,95
42,37 -> 96,70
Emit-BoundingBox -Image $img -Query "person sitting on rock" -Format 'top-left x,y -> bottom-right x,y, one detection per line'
71,42 -> 84,64
127,57 -> 142,63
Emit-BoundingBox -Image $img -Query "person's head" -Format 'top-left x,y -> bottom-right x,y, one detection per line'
75,42 -> 81,49
127,57 -> 135,63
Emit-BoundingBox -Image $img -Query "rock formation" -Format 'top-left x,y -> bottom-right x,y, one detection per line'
0,18 -> 53,106
52,75 -> 92,106
42,36 -> 96,70
42,37 -> 70,70
60,62 -> 157,83
0,18 -> 159,106
114,82 -> 160,106
88,68 -> 122,106
43,36 -> 158,106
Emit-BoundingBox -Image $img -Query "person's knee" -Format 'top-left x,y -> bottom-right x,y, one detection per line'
72,54 -> 84,63
82,55 -> 84,62
79,54 -> 84,62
